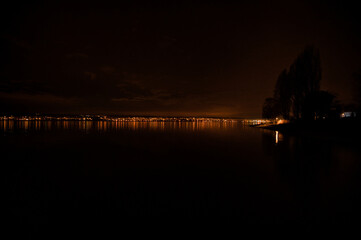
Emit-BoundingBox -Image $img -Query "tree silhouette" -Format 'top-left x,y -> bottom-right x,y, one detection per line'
273,69 -> 291,119
353,70 -> 361,118
263,46 -> 325,120
302,90 -> 335,120
288,46 -> 321,119
262,97 -> 279,119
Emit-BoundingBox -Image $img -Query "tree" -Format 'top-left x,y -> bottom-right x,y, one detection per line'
302,90 -> 335,120
353,70 -> 361,119
288,46 -> 321,119
273,69 -> 291,119
262,98 -> 279,119
262,46 -> 322,120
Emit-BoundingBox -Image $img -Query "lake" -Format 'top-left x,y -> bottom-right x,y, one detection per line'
3,120 -> 361,234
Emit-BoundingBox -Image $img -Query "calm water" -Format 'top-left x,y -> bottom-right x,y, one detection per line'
3,120 -> 361,233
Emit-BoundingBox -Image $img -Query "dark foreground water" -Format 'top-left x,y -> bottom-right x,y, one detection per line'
3,120 -> 361,235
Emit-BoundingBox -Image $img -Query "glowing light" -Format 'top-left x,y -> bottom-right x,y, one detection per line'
275,131 -> 279,144
277,119 -> 289,124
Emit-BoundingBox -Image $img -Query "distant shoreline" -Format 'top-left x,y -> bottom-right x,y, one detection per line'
0,116 -> 241,123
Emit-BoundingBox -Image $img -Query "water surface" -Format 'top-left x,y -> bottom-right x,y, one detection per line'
3,120 -> 361,232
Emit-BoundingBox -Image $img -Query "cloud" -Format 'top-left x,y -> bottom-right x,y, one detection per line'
0,79 -> 49,95
100,66 -> 115,74
112,89 -> 170,103
0,92 -> 79,113
84,71 -> 97,80
1,34 -> 31,49
111,74 -> 182,104
0,92 -> 76,104
65,52 -> 89,58
112,96 -> 151,102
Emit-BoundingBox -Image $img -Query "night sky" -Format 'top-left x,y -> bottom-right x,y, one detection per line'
1,0 -> 360,117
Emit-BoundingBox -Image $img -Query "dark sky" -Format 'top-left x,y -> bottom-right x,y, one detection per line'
1,0 -> 360,117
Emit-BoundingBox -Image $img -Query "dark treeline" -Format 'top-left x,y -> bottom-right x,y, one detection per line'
353,70 -> 361,114
262,46 -> 340,120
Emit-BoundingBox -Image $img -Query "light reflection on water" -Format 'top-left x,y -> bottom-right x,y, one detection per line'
0,120 -> 242,133
2,119 -> 361,225
274,131 -> 284,144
